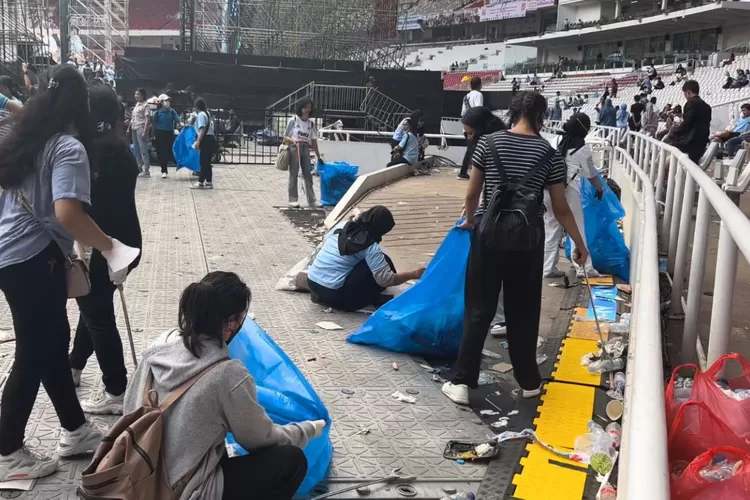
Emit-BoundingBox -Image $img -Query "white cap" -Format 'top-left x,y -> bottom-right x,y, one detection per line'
158,93 -> 170,101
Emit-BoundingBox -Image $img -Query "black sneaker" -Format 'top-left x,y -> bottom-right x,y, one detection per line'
457,173 -> 470,180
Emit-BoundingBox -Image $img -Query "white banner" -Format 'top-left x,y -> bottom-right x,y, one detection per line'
480,0 -> 528,22
397,13 -> 423,31
527,0 -> 557,11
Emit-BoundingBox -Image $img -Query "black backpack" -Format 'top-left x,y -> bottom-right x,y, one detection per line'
478,133 -> 555,251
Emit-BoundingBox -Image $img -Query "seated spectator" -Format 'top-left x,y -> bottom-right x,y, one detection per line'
387,118 -> 419,167
732,70 -> 748,89
723,70 -> 735,89
712,103 -> 750,150
641,77 -> 653,92
659,105 -> 683,142
660,104 -> 673,121
654,76 -> 665,90
123,271 -> 325,500
722,52 -> 736,67
675,64 -> 687,77
307,207 -> 425,312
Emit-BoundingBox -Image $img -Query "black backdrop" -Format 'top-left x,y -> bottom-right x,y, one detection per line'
115,49 -> 445,131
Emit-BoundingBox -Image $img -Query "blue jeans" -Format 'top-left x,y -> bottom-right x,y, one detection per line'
132,128 -> 150,173
726,135 -> 748,158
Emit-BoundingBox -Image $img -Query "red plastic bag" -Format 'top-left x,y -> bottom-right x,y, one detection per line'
692,354 -> 750,438
666,363 -> 699,427
671,446 -> 750,500
669,401 -> 750,464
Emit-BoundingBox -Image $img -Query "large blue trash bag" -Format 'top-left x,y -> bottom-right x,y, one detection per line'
566,172 -> 630,281
172,127 -> 200,172
586,286 -> 619,321
225,320 -> 332,496
318,161 -> 359,207
347,223 -> 471,356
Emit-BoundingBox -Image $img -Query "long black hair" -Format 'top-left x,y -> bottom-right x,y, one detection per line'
178,271 -> 251,357
0,64 -> 92,189
461,106 -> 507,143
88,83 -> 130,174
508,91 -> 547,133
194,96 -> 210,123
0,75 -> 22,100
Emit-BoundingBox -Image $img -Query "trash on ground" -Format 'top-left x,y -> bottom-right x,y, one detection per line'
536,354 -> 548,365
499,341 -> 509,349
672,376 -> 694,402
420,363 -> 436,373
391,391 -> 416,404
588,357 -> 625,374
606,372 -> 626,401
392,362 -> 399,371
307,356 -> 317,362
480,409 -> 500,416
477,371 -> 496,385
322,307 -> 333,313
474,443 -> 494,457
490,362 -> 514,374
443,439 -> 500,461
432,374 -> 446,383
491,418 -> 510,428
574,421 -> 618,475
608,314 -> 631,335
482,348 -> 503,359
537,337 -> 544,348
598,482 -> 617,500
316,321 -> 343,331
507,410 -> 519,417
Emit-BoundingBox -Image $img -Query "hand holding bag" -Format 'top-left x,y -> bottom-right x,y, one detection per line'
17,191 -> 91,298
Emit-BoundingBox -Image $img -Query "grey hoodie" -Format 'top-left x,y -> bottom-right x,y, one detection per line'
124,329 -> 316,499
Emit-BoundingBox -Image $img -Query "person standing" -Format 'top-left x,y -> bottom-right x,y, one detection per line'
543,113 -> 603,279
670,80 -> 712,164
284,97 -> 322,208
152,94 -> 181,179
461,77 -> 483,118
610,78 -> 618,98
191,98 -> 218,189
598,98 -> 617,127
128,88 -> 152,177
642,97 -> 660,137
0,65 -> 139,480
69,84 -> 142,415
629,95 -> 644,132
441,92 -> 588,405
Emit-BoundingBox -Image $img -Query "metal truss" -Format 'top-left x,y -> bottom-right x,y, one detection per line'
0,0 -> 54,72
69,0 -> 128,64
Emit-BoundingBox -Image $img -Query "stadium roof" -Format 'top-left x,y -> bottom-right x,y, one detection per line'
506,1 -> 750,49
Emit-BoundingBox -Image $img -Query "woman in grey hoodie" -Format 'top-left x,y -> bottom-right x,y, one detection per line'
124,271 -> 326,499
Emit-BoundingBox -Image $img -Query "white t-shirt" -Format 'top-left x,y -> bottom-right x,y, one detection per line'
285,116 -> 317,145
564,144 -> 597,195
461,90 -> 484,117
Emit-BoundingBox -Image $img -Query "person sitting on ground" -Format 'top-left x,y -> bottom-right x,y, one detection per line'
654,76 -> 665,90
307,206 -> 425,312
387,118 -> 419,167
392,109 -> 423,148
124,271 -> 324,499
712,103 -> 750,154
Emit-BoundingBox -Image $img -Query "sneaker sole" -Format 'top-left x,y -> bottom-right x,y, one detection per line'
441,387 -> 469,406
81,405 -> 123,416
57,435 -> 103,458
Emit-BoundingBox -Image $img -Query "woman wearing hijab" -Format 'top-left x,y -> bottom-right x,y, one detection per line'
598,98 -> 617,128
616,103 -> 629,139
307,206 -> 425,312
543,113 -> 604,279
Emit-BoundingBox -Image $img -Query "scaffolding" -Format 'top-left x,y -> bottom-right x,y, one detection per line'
0,0 -> 54,74
68,0 -> 128,64
184,0 -> 406,68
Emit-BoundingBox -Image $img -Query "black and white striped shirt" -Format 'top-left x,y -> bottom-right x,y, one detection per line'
472,131 -> 566,216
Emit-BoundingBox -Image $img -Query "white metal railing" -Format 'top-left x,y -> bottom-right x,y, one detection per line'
318,128 -> 462,150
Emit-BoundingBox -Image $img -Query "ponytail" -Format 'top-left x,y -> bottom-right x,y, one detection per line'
177,271 -> 251,357
508,91 -> 547,133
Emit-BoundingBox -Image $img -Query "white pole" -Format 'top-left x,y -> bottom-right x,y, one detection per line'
707,223 -> 739,366
668,166 -> 685,272
682,189 -> 710,363
670,174 -> 695,315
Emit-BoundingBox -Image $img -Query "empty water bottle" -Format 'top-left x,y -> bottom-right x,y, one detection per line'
441,493 -> 476,500
587,357 -> 625,374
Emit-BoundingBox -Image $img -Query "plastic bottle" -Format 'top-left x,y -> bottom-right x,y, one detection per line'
605,422 -> 622,448
588,357 -> 625,374
599,482 -> 617,500
441,493 -> 476,500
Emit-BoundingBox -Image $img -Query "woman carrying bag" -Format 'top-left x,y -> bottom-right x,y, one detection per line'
284,98 -> 322,208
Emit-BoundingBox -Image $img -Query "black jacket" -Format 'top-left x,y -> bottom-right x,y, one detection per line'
671,96 -> 712,154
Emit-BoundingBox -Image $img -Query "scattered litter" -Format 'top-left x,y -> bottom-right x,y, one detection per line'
491,418 -> 510,429
588,357 -> 625,374
406,389 -> 420,395
480,410 -> 500,416
432,374 -> 446,383
356,427 -> 372,436
456,459 -> 465,465
490,362 -> 513,374
507,410 -> 519,417
397,201 -> 408,206
477,371 -> 496,385
616,284 -> 632,294
426,252 -> 435,257
606,372 -> 626,401
537,337 -> 544,348
475,443 -> 494,456
499,341 -> 509,349
536,354 -> 548,365
341,388 -> 355,395
0,478 -> 34,491
322,307 -> 333,313
391,391 -> 417,404
392,362 -> 399,371
420,364 -> 436,373
307,356 -> 317,362
248,312 -> 256,320
482,349 -> 503,359
315,321 -> 342,331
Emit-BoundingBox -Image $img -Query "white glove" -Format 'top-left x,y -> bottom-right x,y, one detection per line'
310,420 -> 327,438
110,267 -> 128,285
101,238 -> 140,275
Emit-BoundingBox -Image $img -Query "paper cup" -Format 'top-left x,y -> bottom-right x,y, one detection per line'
606,400 -> 623,420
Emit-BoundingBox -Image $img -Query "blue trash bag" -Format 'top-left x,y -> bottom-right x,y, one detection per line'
585,286 -> 618,321
225,319 -> 332,496
347,223 -> 471,356
318,161 -> 359,207
172,127 -> 200,172
566,172 -> 630,281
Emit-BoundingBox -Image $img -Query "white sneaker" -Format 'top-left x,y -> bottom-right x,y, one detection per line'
577,268 -> 600,279
288,201 -> 300,209
204,182 -> 214,189
522,385 -> 543,399
190,182 -> 205,189
0,446 -> 58,481
161,172 -> 168,179
441,382 -> 470,406
309,201 -> 323,208
490,324 -> 507,337
57,421 -> 104,458
80,391 -> 124,415
71,368 -> 82,387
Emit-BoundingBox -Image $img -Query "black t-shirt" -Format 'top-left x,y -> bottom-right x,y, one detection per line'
631,102 -> 645,121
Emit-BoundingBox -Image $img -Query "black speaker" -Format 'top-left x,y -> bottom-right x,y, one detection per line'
664,34 -> 670,41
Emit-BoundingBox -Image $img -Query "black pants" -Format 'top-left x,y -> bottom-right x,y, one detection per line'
0,243 -> 85,455
199,135 -> 217,183
386,156 -> 411,168
452,222 -> 545,391
69,253 -> 127,396
221,445 -> 307,500
308,255 -> 396,312
459,138 -> 476,176
154,129 -> 175,174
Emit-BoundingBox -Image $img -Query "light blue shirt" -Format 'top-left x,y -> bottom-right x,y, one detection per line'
733,115 -> 750,134
392,118 -> 408,142
0,135 -> 91,269
308,223 -> 389,289
399,132 -> 420,165
194,111 -> 214,136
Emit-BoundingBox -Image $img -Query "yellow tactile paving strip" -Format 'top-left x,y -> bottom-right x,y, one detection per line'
582,276 -> 615,286
511,276 -> 614,499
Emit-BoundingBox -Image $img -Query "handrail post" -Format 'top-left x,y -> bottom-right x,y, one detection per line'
682,189 -> 710,363
655,148 -> 667,204
662,154 -> 678,245
667,165 -> 685,273
670,173 -> 695,315
707,223 -> 739,366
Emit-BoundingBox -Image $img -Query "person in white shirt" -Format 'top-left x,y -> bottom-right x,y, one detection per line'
284,97 -> 323,208
461,77 -> 483,117
543,113 -> 604,278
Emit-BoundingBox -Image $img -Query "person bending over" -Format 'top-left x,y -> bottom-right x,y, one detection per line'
124,271 -> 325,500
307,206 -> 424,312
387,119 -> 420,167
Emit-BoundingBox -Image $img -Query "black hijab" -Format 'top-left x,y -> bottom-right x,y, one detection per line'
338,206 -> 395,256
558,112 -> 591,156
